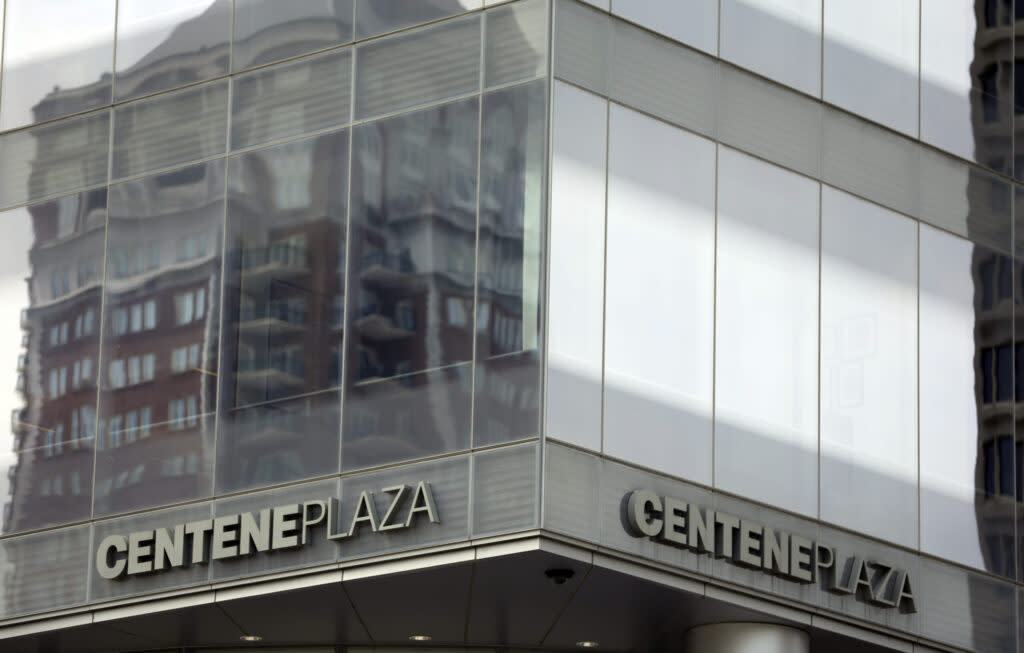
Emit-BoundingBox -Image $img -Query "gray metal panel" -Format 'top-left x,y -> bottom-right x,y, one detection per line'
472,442 -> 539,536
718,64 -> 822,178
485,0 -> 548,88
609,18 -> 717,138
553,0 -> 610,94
0,524 -> 91,619
821,107 -> 919,219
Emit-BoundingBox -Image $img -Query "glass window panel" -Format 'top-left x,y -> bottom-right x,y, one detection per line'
0,524 -> 90,619
0,110 -> 111,210
112,80 -> 229,180
232,0 -> 354,72
820,186 -> 918,548
94,162 -> 223,517
355,15 -> 481,120
921,0 -> 1012,173
553,0 -> 611,95
823,0 -> 919,136
355,0 -> 482,40
0,193 -> 105,534
114,0 -> 231,102
347,98 -> 477,388
342,363 -> 473,472
612,0 -> 717,55
610,19 -> 717,139
714,147 -> 819,517
604,104 -> 715,485
919,224 -> 1016,578
547,82 -> 605,451
0,0 -> 114,131
484,0 -> 547,88
474,80 -> 545,446
721,0 -> 821,97
231,48 -> 352,151
219,131 -> 349,494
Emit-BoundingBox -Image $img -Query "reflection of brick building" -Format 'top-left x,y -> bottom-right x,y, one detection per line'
5,194 -> 105,532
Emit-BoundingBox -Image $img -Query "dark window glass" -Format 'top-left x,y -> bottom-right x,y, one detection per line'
986,0 -> 1000,26
981,66 -> 1000,122
997,344 -> 1014,401
1016,442 -> 1022,501
999,257 -> 1013,299
1016,344 -> 1024,401
1015,62 -> 1024,114
980,258 -> 996,309
982,347 -> 995,403
999,435 -> 1015,496
984,440 -> 996,496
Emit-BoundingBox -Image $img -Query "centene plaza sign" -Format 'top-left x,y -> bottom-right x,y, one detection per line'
624,490 -> 916,614
96,482 -> 439,580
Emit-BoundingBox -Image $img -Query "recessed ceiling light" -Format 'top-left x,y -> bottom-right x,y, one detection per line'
239,634 -> 263,642
576,641 -> 599,648
409,634 -> 432,641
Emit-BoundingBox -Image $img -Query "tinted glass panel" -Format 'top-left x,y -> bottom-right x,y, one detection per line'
232,0 -> 354,72
113,80 -> 229,180
0,0 -> 114,131
0,193 -> 106,534
0,108 -> 111,211
343,97 -> 478,470
721,0 -> 821,97
219,131 -> 349,493
920,224 -> 1014,578
484,0 -> 547,87
355,15 -> 481,121
0,524 -> 90,619
230,48 -> 352,151
94,161 -> 224,517
604,104 -> 715,485
715,147 -> 819,517
355,0 -> 481,40
820,186 -> 918,548
474,80 -> 546,446
546,82 -> 605,451
921,0 -> 1012,173
115,0 -> 231,101
823,0 -> 919,136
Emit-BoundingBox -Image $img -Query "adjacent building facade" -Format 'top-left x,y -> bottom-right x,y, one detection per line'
0,1 -> 1018,652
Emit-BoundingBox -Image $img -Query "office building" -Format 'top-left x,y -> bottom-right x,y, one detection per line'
0,1 -> 1017,651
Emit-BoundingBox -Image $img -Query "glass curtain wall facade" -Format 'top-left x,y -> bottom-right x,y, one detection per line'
0,1 -> 1021,652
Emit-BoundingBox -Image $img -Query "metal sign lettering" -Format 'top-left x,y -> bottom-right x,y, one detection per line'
96,481 -> 439,580
624,489 -> 916,613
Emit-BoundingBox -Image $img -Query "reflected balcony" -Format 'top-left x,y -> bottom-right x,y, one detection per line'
236,355 -> 306,390
359,250 -> 416,289
231,408 -> 306,447
236,243 -> 310,288
238,304 -> 308,336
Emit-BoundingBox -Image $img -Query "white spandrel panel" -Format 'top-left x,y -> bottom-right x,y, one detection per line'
823,0 -> 919,136
546,82 -> 607,451
820,186 -> 918,548
612,0 -> 718,56
715,147 -> 819,516
603,104 -> 715,485
721,0 -> 822,97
